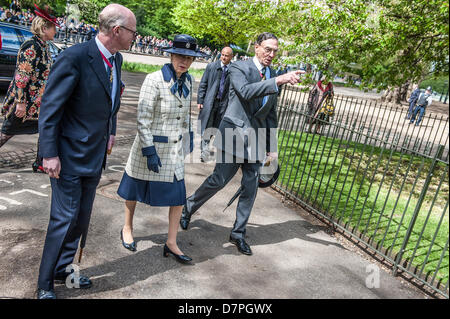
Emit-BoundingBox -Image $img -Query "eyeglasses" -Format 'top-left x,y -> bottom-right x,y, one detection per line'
119,25 -> 138,38
262,46 -> 278,55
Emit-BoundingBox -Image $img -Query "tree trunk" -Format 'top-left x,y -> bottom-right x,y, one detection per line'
381,81 -> 419,105
246,40 -> 252,53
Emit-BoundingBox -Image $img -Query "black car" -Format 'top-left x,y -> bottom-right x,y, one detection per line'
0,21 -> 61,90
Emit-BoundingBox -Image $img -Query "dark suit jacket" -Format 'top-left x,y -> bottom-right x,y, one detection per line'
197,60 -> 231,135
216,58 -> 278,161
38,39 -> 123,176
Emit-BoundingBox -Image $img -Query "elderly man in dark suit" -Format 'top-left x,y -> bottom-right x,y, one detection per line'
36,4 -> 136,299
181,32 -> 303,255
197,46 -> 233,162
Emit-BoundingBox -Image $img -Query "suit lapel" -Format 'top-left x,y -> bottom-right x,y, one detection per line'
112,54 -> 122,113
246,59 -> 265,106
248,59 -> 261,83
88,39 -> 112,99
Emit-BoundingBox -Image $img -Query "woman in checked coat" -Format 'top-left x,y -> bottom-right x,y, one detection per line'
117,34 -> 203,263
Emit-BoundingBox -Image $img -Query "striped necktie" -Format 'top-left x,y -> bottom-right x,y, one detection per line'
261,67 -> 267,81
107,56 -> 114,91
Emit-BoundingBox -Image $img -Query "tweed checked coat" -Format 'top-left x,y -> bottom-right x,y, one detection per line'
125,70 -> 191,182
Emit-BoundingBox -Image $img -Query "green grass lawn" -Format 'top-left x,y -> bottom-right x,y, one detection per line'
122,61 -> 205,80
277,129 -> 449,288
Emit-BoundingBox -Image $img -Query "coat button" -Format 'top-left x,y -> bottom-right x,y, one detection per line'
177,116 -> 181,120
178,105 -> 182,108
173,140 -> 177,143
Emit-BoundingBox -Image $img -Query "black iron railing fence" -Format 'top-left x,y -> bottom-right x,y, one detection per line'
274,85 -> 449,298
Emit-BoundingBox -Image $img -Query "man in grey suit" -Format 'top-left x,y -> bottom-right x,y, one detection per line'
197,46 -> 233,162
181,32 -> 303,255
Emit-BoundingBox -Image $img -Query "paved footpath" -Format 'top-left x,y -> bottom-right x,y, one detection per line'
0,70 -> 428,299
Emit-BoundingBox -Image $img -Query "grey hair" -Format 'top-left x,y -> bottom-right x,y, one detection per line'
256,32 -> 278,45
98,5 -> 129,33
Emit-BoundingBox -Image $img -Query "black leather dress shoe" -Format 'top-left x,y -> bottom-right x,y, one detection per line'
163,244 -> 192,264
54,273 -> 92,289
180,205 -> 191,230
120,229 -> 137,252
229,236 -> 253,255
37,288 -> 56,299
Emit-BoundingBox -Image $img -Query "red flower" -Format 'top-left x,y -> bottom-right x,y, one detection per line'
24,48 -> 36,59
16,81 -> 27,89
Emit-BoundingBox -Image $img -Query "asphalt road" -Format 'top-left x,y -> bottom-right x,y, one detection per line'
0,68 -> 430,299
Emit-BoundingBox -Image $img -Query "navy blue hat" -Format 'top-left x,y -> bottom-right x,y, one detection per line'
162,34 -> 205,57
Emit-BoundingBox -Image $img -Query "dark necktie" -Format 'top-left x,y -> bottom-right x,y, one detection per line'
217,65 -> 227,100
107,56 -> 114,92
177,78 -> 184,97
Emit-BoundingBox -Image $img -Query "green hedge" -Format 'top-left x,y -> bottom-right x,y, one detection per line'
122,61 -> 205,80
420,76 -> 449,94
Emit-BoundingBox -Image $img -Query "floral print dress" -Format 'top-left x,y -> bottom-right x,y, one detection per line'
1,35 -> 52,135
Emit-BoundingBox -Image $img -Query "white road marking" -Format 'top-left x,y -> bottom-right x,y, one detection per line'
0,196 -> 22,205
9,189 -> 48,197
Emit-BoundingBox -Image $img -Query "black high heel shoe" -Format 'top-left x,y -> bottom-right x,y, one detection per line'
163,244 -> 192,264
120,229 -> 137,252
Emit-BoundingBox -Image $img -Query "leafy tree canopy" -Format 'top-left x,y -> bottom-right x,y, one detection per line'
172,0 -> 289,46
283,0 -> 449,90
4,0 -> 447,91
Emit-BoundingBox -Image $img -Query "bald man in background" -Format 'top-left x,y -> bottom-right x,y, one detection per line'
197,47 -> 234,162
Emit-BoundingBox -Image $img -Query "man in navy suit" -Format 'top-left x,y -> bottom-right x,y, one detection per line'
197,47 -> 233,162
36,4 -> 136,299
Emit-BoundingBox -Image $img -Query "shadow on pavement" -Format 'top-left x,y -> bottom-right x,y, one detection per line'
56,218 -> 344,298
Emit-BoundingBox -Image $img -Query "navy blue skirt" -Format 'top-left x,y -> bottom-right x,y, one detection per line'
117,172 -> 186,207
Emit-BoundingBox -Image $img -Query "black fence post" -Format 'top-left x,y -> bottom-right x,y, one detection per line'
392,144 -> 445,276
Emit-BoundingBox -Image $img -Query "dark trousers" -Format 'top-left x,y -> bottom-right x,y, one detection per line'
37,173 -> 101,291
406,101 -> 416,119
185,153 -> 260,239
410,105 -> 426,125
